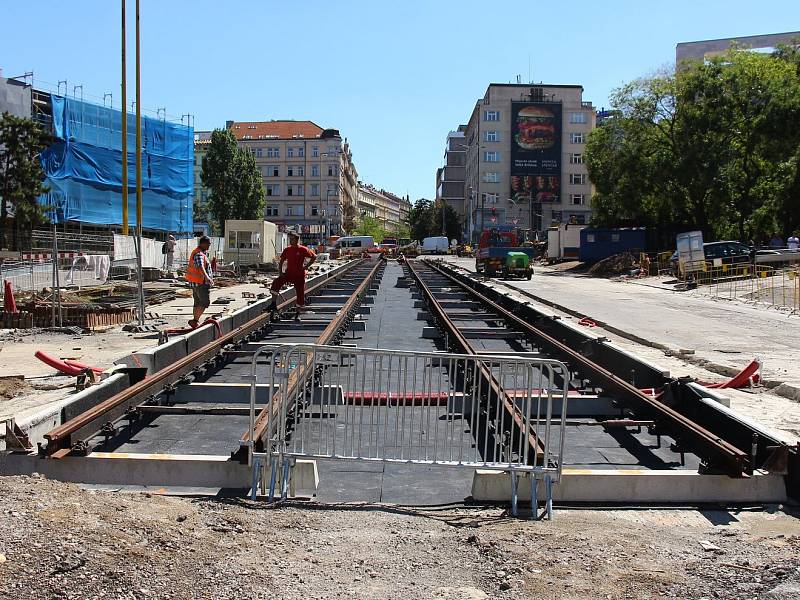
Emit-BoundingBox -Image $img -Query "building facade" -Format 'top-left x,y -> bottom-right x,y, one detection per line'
435,127 -> 467,238
356,183 -> 409,234
676,31 -> 800,66
462,83 -> 595,242
228,120 -> 358,242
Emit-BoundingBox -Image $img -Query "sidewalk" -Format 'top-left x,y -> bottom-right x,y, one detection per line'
442,256 -> 800,441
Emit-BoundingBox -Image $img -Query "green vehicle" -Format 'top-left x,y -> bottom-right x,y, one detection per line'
503,251 -> 533,280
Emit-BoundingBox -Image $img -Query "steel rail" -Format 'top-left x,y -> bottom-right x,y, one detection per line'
43,259 -> 370,457
406,260 -> 548,462
243,258 -> 385,452
425,260 -> 750,476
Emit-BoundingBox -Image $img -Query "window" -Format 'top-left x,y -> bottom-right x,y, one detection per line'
264,165 -> 279,177
255,147 -> 263,158
312,146 -> 319,157
484,172 -> 500,183
484,151 -> 500,162
288,166 -> 304,177
570,153 -> 584,164
297,184 -> 304,196
287,185 -> 294,196
327,183 -> 337,196
311,183 -> 320,196
286,204 -> 304,216
484,110 -> 500,121
266,184 -> 280,196
485,131 -> 499,142
266,147 -> 280,158
570,132 -> 585,144
311,205 -> 320,216
200,191 -> 207,203
571,194 -> 585,205
296,165 -> 305,177
228,230 -> 261,249
569,112 -> 587,124
265,205 -> 279,217
287,147 -> 295,158
483,192 -> 499,204
311,164 -> 319,177
298,146 -> 305,157
328,164 -> 338,176
569,173 -> 586,185
569,213 -> 586,225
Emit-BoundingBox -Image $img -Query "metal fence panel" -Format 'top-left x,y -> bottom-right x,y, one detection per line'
247,343 -> 569,517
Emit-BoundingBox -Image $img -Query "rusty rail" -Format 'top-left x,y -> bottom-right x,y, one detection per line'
423,260 -> 750,476
43,259 -> 371,457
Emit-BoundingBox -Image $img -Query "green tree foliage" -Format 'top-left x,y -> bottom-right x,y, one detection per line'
200,128 -> 265,231
352,215 -> 388,243
586,48 -> 800,244
0,112 -> 52,249
406,198 -> 461,242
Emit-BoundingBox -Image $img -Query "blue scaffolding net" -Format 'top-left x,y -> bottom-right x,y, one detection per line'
39,94 -> 193,233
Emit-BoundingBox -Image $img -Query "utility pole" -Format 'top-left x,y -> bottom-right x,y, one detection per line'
121,0 -> 128,235
134,0 -> 145,326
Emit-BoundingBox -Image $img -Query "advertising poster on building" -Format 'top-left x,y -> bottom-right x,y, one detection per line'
510,102 -> 562,204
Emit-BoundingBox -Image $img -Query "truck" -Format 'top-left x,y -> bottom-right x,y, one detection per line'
475,226 -> 535,279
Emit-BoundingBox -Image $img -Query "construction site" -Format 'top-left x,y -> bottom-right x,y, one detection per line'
1,250 -> 799,598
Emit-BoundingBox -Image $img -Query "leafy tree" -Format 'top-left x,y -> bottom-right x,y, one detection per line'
406,198 -> 460,242
0,112 -> 52,249
352,215 -> 388,242
200,128 -> 265,231
585,49 -> 800,245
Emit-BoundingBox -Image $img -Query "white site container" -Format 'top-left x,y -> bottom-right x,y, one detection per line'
224,219 -> 281,265
547,224 -> 586,260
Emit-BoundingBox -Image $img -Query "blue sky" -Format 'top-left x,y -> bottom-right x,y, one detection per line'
2,1 -> 799,202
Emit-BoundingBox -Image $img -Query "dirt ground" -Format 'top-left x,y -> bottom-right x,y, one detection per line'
0,476 -> 797,599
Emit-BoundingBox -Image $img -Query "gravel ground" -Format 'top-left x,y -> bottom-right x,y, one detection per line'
0,476 -> 798,599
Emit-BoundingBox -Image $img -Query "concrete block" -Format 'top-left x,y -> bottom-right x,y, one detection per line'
186,324 -> 216,354
136,336 -> 188,373
14,373 -> 130,448
471,468 -> 788,504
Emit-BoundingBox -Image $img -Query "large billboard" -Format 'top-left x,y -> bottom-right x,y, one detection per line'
510,102 -> 562,204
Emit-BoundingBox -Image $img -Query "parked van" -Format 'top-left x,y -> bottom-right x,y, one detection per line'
331,235 -> 375,258
421,236 -> 449,254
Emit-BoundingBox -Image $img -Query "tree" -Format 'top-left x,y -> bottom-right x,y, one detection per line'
585,49 -> 800,245
352,215 -> 388,242
200,128 -> 265,231
0,112 -> 52,249
406,198 -> 461,242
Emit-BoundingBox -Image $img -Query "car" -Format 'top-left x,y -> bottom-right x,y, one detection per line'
669,241 -> 782,276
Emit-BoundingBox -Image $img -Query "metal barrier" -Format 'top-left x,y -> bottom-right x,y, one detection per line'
246,343 -> 569,518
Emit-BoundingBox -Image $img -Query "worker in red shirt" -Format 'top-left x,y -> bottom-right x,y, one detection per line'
267,231 -> 316,319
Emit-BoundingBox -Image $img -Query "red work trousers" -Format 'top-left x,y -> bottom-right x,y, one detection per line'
270,273 -> 307,306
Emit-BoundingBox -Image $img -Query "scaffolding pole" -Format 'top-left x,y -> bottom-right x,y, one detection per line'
134,0 -> 145,325
121,0 -> 129,236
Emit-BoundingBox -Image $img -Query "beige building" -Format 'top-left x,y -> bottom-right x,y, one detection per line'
228,120 -> 358,242
356,183 -> 410,234
463,83 -> 595,241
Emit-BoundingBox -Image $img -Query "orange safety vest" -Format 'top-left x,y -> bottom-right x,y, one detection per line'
186,247 -> 208,284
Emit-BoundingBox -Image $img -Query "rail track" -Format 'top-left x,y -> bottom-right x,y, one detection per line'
15,256 -> 796,503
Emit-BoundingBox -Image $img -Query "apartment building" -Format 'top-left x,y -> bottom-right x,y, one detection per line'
227,120 -> 358,242
435,127 -> 467,236
356,183 -> 410,233
462,83 -> 595,241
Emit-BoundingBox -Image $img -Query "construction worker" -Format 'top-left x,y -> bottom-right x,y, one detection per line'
186,235 -> 213,328
267,231 -> 316,319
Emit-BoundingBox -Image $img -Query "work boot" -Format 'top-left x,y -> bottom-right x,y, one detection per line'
188,319 -> 199,329
266,299 -> 277,312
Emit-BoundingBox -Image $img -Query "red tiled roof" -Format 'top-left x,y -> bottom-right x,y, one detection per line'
229,120 -> 324,141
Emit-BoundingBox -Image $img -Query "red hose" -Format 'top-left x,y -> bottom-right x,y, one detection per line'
578,317 -> 597,327
63,359 -> 104,375
35,350 -> 84,376
164,317 -> 222,339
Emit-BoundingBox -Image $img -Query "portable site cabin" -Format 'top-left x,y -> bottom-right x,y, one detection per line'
579,228 -> 648,263
547,224 -> 586,261
224,219 -> 286,266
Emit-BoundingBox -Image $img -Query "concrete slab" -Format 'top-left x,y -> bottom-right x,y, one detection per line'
471,468 -> 788,503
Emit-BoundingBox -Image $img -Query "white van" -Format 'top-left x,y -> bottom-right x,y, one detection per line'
422,236 -> 449,254
332,235 -> 375,258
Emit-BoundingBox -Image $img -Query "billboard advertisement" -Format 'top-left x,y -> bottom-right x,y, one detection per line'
510,102 -> 562,204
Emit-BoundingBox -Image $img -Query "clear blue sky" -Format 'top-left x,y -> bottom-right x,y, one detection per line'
2,0 -> 799,202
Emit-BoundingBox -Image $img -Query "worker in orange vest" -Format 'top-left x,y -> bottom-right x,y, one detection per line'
185,236 -> 214,328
